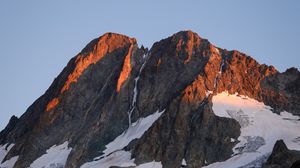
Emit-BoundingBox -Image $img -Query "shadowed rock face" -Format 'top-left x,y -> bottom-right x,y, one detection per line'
0,30 -> 299,168
0,116 -> 19,145
263,140 -> 300,168
261,67 -> 300,115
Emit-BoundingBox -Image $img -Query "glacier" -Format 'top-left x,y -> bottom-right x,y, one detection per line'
204,92 -> 300,168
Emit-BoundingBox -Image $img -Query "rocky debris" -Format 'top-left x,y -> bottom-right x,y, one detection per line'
263,140 -> 300,168
0,30 -> 299,168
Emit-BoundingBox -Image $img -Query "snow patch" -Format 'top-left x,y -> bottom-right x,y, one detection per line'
181,158 -> 187,167
214,58 -> 224,89
102,110 -> 165,156
213,78 -> 217,89
204,92 -> 300,168
0,143 -> 18,168
136,161 -> 163,168
0,144 -> 14,163
82,110 -> 165,167
0,155 -> 19,168
206,90 -> 213,97
81,152 -> 163,168
81,150 -> 135,168
29,141 -> 72,168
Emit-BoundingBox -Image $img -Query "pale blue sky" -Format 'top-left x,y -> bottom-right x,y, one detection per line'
0,0 -> 299,129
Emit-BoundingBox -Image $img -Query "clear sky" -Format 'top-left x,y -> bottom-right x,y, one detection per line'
0,0 -> 299,129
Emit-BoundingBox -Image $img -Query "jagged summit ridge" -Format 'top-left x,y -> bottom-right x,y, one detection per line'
0,30 -> 299,168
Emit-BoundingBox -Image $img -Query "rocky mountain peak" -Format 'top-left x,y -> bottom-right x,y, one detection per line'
81,32 -> 137,55
1,30 -> 299,168
44,32 -> 137,114
150,30 -> 212,65
61,32 -> 136,93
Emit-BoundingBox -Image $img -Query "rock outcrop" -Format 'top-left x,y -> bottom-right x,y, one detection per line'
0,31 -> 299,168
263,140 -> 300,168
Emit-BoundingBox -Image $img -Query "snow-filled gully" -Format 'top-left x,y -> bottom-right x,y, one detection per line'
128,53 -> 150,126
213,55 -> 224,90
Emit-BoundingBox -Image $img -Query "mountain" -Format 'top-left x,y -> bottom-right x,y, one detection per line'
0,31 -> 300,168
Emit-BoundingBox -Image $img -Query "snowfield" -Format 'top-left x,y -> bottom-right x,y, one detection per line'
204,92 -> 300,168
29,141 -> 72,168
81,110 -> 164,168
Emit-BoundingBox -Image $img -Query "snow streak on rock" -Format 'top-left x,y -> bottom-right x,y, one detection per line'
29,141 -> 72,168
128,53 -> 149,126
181,158 -> 187,167
213,50 -> 224,89
220,58 -> 224,72
204,92 -> 300,168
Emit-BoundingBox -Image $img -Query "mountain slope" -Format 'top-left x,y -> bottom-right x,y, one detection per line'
0,31 -> 299,168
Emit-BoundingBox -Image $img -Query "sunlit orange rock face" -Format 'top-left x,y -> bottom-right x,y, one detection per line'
157,58 -> 161,67
117,44 -> 134,92
46,98 -> 59,112
175,31 -> 201,64
61,33 -> 136,93
46,33 -> 136,112
182,75 -> 206,105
